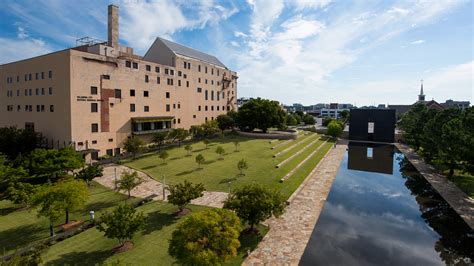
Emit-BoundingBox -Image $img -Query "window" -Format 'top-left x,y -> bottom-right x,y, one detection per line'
91,103 -> 98,112
211,106 -> 214,111
145,75 -> 149,83
114,89 -> 121,99
91,86 -> 98,95
211,91 -> 214,101
198,78 -> 201,83
91,123 -> 99,133
155,66 -> 160,73
106,149 -> 113,156
205,106 -> 208,111
165,69 -> 169,75
126,61 -> 131,68
211,80 -> 214,85
7,105 -> 13,111
144,91 -> 149,97
205,90 -> 208,100
184,62 -> 187,69
29,89 -> 32,96
170,69 -> 174,75
217,92 -> 220,101
92,140 -> 97,144
166,92 -> 170,98
367,147 -> 373,159
29,73 -> 32,80
132,62 -> 138,69
211,68 -> 214,75
178,71 -> 182,77
193,114 -> 196,118
36,88 -> 39,95
35,73 -> 39,80
102,75 -> 110,80
50,105 -> 54,112
186,81 -> 189,87
17,105 -> 20,111
130,104 -> 135,112
178,103 -> 181,109
49,87 -> 53,95
368,122 -> 374,133
178,80 -> 181,86
198,65 -> 201,72
48,71 -> 52,78
197,87 -> 202,93
173,103 -> 176,109
217,70 -> 220,76
205,66 -> 208,73
108,138 -> 113,142
217,106 -> 220,111
166,104 -> 170,112
205,79 -> 208,84
184,74 -> 187,79
146,65 -> 151,71
130,89 -> 135,96
167,78 -> 173,85
144,106 -> 149,112
41,72 -> 44,79
173,119 -> 176,124
198,105 -> 201,111
157,77 -> 160,84
16,90 -> 19,96
178,118 -> 181,124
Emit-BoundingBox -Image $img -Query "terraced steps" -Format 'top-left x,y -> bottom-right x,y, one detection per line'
276,137 -> 321,168
273,134 -> 318,158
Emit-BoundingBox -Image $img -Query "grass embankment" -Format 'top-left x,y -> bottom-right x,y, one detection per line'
125,133 -> 334,199
40,201 -> 267,265
0,182 -> 135,255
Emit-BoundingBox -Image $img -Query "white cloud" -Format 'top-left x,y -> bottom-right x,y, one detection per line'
0,38 -> 52,64
410,39 -> 425,45
291,0 -> 332,10
425,61 -> 473,101
230,41 -> 240,47
17,26 -> 29,39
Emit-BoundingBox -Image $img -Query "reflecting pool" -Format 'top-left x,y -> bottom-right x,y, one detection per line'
300,142 -> 474,265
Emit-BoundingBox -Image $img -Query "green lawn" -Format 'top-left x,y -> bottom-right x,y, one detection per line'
40,201 -> 267,265
125,133 -> 334,199
0,182 -> 136,255
449,173 -> 474,198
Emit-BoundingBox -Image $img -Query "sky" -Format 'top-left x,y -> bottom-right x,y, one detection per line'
0,0 -> 472,106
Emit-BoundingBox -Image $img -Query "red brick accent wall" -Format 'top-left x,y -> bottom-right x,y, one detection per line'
100,88 -> 114,132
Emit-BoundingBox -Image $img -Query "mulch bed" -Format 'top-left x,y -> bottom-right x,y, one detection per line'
112,241 -> 134,253
173,208 -> 191,217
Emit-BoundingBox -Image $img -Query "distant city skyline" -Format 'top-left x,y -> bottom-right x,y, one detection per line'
0,0 -> 472,105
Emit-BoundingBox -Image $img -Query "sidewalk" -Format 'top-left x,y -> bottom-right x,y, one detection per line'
244,141 -> 347,265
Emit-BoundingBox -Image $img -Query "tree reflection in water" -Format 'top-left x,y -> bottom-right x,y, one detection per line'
397,156 -> 474,265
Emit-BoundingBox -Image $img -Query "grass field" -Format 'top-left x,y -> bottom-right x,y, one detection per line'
40,201 -> 267,265
449,173 -> 474,198
125,132 -> 334,199
0,182 -> 136,255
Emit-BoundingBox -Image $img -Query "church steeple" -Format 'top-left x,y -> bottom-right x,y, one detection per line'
418,79 -> 425,101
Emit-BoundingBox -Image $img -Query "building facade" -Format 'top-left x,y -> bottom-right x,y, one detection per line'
0,5 -> 237,158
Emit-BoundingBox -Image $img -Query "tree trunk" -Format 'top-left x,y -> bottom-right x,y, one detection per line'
128,190 -> 131,199
65,209 -> 69,224
449,167 -> 454,177
49,221 -> 55,237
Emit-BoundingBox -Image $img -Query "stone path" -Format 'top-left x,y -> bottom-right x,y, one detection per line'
244,140 -> 347,265
95,164 -> 228,208
396,143 -> 474,229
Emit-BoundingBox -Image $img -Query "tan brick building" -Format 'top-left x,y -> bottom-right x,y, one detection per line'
0,5 -> 237,159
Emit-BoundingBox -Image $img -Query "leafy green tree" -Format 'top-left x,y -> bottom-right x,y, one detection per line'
118,171 -> 143,198
167,180 -> 205,213
399,103 -> 428,150
0,126 -> 44,160
287,114 -> 298,126
203,139 -> 211,149
96,204 -> 145,247
339,110 -> 349,121
58,179 -> 89,224
152,131 -> 168,150
302,114 -> 315,125
224,184 -> 286,232
327,120 -> 343,138
190,125 -> 205,139
233,141 -> 240,152
421,108 -> 456,161
216,114 -> 235,132
168,128 -> 189,146
123,136 -> 144,158
195,154 -> 205,169
168,209 -> 242,265
461,107 -> 474,173
439,118 -> 466,177
159,151 -> 169,164
201,120 -> 221,138
5,182 -> 38,207
33,184 -> 63,237
76,165 -> 103,186
215,146 -> 225,160
237,159 -> 248,176
237,98 -> 287,132
322,117 -> 333,127
184,145 -> 193,156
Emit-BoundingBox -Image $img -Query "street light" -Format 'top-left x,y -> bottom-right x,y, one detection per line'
114,167 -> 117,190
228,180 -> 232,193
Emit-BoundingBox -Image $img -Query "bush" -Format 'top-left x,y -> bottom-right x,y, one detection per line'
327,120 -> 343,138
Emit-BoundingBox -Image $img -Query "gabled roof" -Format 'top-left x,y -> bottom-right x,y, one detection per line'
146,37 -> 226,68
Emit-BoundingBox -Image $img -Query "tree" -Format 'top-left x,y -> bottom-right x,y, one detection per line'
184,145 -> 193,156
287,114 -> 298,126
322,117 -> 333,127
237,98 -> 287,132
189,125 -> 205,139
339,110 -> 349,121
302,114 -> 315,125
399,103 -> 428,150
216,114 -> 235,132
5,182 -> 38,207
421,108 -> 456,161
233,141 -> 240,152
123,136 -> 144,158
237,159 -> 248,176
439,118 -> 466,177
159,151 -> 169,164
224,184 -> 286,232
195,154 -> 205,169
76,165 -> 103,186
215,146 -> 225,160
152,131 -> 168,150
118,171 -> 143,198
327,120 -> 343,138
203,139 -> 211,149
168,209 -> 242,265
96,204 -> 145,247
0,126 -> 44,160
167,180 -> 205,213
33,184 -> 63,237
201,120 -> 221,138
168,128 -> 189,146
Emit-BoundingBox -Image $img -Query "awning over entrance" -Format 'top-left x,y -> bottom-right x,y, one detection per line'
131,116 -> 174,135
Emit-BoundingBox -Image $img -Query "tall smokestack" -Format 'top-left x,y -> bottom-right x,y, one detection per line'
108,4 -> 119,48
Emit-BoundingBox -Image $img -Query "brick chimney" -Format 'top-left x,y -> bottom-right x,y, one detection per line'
108,4 -> 119,48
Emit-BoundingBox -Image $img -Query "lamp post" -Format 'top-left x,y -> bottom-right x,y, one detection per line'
114,167 -> 118,190
228,181 -> 232,193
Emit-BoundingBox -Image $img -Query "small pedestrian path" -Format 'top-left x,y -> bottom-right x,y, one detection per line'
95,164 -> 228,208
244,140 -> 347,265
396,143 -> 474,229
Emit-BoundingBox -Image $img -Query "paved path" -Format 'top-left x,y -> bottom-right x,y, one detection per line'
244,140 -> 347,265
95,164 -> 228,208
396,143 -> 474,229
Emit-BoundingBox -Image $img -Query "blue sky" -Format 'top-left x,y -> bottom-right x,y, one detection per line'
0,0 -> 472,106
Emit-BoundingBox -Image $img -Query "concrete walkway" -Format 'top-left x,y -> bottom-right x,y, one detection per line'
95,164 -> 228,208
396,143 -> 474,229
244,140 -> 347,265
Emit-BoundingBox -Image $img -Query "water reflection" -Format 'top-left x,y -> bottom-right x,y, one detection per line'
300,142 -> 474,266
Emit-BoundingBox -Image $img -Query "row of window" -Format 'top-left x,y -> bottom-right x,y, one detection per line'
127,60 -> 175,76
197,105 -> 230,112
5,71 -> 53,84
198,88 -> 234,100
6,104 -> 54,112
6,87 -> 54,97
77,138 -> 114,146
129,104 -> 150,112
